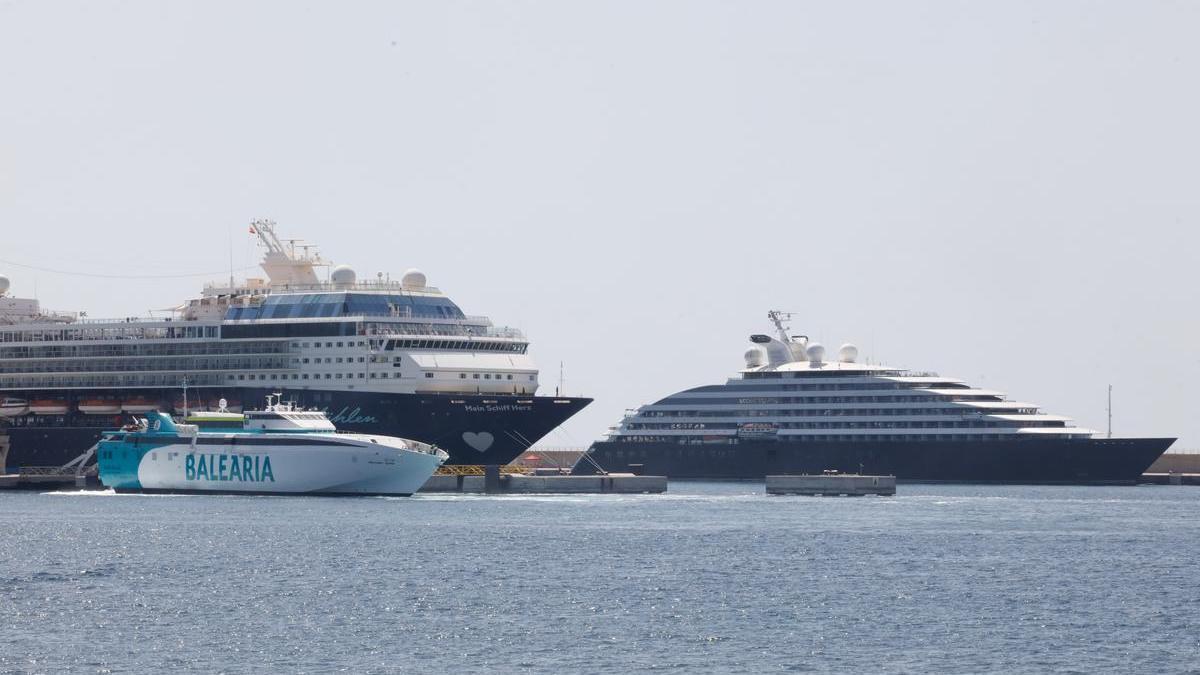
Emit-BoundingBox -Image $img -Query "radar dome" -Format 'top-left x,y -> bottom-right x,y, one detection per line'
330,265 -> 357,287
0,275 -> 9,295
401,269 -> 427,290
806,343 -> 826,363
744,347 -> 765,368
838,343 -> 859,363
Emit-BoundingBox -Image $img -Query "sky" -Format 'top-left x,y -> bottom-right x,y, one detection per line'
1,0 -> 1197,450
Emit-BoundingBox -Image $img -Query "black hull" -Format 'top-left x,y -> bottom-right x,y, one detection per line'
576,437 -> 1176,485
0,388 -> 590,471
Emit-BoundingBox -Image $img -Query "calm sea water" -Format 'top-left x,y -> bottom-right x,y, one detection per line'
2,483 -> 1198,674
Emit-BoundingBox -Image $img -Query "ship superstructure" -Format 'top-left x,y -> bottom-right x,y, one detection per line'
0,221 -> 589,471
579,311 -> 1173,483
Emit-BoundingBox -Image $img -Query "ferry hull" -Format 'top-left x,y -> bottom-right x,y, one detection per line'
0,390 -> 590,471
99,438 -> 444,496
577,437 -> 1176,484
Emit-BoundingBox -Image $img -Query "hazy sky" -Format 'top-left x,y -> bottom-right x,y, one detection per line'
2,1 -> 1197,450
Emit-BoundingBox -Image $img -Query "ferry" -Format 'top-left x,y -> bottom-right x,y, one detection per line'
577,311 -> 1175,484
0,220 -> 590,473
97,395 -> 448,496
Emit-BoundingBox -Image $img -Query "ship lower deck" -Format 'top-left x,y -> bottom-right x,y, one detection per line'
577,437 -> 1176,484
0,388 -> 590,471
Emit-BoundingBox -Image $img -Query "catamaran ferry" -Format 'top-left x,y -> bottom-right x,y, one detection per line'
0,220 -> 590,473
98,395 -> 448,496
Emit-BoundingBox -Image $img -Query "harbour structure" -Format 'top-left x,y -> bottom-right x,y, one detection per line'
577,312 -> 1174,484
98,395 -> 448,496
0,220 -> 590,471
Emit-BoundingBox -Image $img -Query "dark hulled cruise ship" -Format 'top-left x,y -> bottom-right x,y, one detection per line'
0,221 -> 589,472
577,312 -> 1173,484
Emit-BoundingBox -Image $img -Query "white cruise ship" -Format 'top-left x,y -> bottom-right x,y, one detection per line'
577,312 -> 1172,483
0,220 -> 589,472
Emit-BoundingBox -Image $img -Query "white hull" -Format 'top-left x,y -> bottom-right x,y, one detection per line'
130,437 -> 445,495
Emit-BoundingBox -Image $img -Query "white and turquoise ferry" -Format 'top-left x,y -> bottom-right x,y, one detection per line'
97,395 -> 448,496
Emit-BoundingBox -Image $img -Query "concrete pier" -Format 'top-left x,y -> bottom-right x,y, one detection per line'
419,472 -> 667,494
767,473 -> 896,496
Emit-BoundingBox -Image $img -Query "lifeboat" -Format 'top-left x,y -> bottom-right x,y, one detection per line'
0,397 -> 29,417
29,399 -> 70,415
121,397 -> 160,413
79,398 -> 122,415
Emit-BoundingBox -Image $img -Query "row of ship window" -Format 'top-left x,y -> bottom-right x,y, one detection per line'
614,434 -> 1075,444
626,420 -> 1062,430
0,342 -> 289,360
227,372 -> 528,382
663,395 -> 998,405
0,325 -> 220,343
643,407 -> 1039,417
700,383 -> 959,393
0,358 -> 290,374
292,340 -> 369,349
743,371 -> 906,379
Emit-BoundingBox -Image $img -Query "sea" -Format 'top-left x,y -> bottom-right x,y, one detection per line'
2,482 -> 1198,674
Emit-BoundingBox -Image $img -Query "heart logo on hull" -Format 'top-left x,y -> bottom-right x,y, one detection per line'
462,432 -> 495,452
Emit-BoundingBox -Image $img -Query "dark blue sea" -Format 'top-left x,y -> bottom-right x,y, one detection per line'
2,483 -> 1199,673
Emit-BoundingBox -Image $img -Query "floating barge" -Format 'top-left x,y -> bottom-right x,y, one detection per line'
767,473 -> 896,496
420,466 -> 667,494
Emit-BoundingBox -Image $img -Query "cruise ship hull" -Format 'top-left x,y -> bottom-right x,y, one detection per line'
577,437 -> 1176,484
0,389 -> 590,471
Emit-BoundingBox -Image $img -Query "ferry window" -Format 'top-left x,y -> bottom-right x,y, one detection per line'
336,374 -> 343,379
460,373 -> 467,379
325,358 -> 332,363
425,373 -> 434,378
357,373 -> 364,378
337,342 -> 344,347
270,374 -> 278,380
292,374 -> 299,379
370,373 -> 376,378
473,374 -> 480,379
325,374 -> 332,379
238,375 -> 245,380
336,358 -> 344,363
506,375 -> 513,380
326,342 -> 333,348
302,358 -> 309,364
302,342 -> 310,348
484,374 -> 491,379
357,357 -> 364,363
529,375 -> 535,381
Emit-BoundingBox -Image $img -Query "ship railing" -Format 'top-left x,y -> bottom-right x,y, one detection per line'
18,465 -> 98,477
203,280 -> 444,294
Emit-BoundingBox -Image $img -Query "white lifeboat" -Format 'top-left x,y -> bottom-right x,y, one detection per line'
0,397 -> 29,417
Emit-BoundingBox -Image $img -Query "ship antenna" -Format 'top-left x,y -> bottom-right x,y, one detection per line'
1107,384 -> 1112,439
182,376 -> 189,419
767,310 -> 797,344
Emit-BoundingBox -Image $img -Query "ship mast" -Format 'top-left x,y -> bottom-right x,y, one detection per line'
249,219 -> 328,288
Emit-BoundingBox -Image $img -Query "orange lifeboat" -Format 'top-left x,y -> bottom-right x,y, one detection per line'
79,398 -> 122,415
121,397 -> 160,413
29,399 -> 70,415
